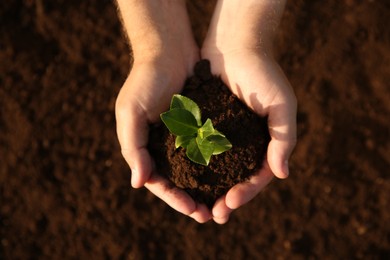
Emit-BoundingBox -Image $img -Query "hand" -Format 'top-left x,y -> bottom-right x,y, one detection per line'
115,53 -> 213,223
202,0 -> 297,224
115,0 -> 211,223
202,49 -> 297,224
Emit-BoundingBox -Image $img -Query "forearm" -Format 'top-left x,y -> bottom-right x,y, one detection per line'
116,0 -> 196,61
203,0 -> 286,54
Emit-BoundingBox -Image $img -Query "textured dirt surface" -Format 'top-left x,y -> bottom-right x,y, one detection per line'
149,60 -> 270,209
1,1 -> 389,259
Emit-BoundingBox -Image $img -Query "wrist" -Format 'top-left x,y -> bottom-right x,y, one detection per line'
202,0 -> 286,55
117,0 -> 197,63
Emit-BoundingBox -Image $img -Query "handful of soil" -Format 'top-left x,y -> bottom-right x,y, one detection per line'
149,60 -> 270,208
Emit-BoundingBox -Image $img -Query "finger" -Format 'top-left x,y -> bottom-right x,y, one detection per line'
267,94 -> 297,179
267,139 -> 295,179
213,215 -> 230,225
212,195 -> 233,224
225,163 -> 274,209
144,172 -> 197,216
189,203 -> 212,223
121,147 -> 153,188
116,87 -> 152,188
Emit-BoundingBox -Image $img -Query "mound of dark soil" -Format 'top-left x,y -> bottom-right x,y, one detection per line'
149,60 -> 270,208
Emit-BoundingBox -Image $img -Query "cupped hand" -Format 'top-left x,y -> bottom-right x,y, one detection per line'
115,53 -> 212,223
114,0 -> 213,223
202,49 -> 297,224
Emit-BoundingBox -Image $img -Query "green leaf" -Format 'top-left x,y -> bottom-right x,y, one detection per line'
160,108 -> 198,136
196,136 -> 215,164
160,94 -> 233,166
186,138 -> 214,166
175,135 -> 194,149
171,94 -> 202,126
207,133 -> 232,155
186,139 -> 206,165
198,118 -> 215,139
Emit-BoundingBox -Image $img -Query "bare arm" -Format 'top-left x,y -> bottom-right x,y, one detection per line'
203,0 -> 287,55
116,0 -> 198,64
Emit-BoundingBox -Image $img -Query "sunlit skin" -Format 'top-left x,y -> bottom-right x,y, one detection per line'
115,0 -> 296,224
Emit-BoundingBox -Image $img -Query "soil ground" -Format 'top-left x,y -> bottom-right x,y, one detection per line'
1,0 -> 389,259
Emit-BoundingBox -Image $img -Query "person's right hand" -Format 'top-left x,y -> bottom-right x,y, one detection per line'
116,55 -> 212,223
115,0 -> 212,223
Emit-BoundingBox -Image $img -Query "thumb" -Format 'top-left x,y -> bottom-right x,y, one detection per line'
267,139 -> 295,179
266,96 -> 297,179
115,89 -> 153,188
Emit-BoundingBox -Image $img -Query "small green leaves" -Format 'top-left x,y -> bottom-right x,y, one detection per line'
187,138 -> 214,166
170,94 -> 202,126
160,108 -> 198,136
175,135 -> 193,149
207,133 -> 232,155
160,94 -> 232,166
199,119 -> 214,139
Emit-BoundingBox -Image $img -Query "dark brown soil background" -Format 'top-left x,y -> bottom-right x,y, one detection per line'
149,60 -> 270,209
1,1 -> 389,259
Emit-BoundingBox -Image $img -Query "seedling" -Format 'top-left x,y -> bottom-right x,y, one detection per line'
160,94 -> 232,166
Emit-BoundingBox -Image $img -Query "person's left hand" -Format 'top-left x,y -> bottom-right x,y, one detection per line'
201,48 -> 297,224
